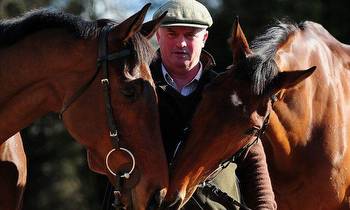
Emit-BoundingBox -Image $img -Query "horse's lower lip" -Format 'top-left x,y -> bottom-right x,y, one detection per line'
146,188 -> 167,210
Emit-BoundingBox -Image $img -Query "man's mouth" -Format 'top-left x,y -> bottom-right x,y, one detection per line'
173,51 -> 189,57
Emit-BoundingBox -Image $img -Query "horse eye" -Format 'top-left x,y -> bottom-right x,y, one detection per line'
121,79 -> 145,99
244,126 -> 259,136
121,86 -> 136,98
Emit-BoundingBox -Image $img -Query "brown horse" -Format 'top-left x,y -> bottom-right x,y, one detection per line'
0,5 -> 168,210
166,18 -> 350,210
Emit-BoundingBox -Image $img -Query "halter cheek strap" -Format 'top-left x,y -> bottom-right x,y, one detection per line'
98,25 -> 134,210
58,24 -> 135,210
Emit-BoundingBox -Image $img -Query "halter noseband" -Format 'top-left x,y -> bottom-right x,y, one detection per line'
59,24 -> 136,210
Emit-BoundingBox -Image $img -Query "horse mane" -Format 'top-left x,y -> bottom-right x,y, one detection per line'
238,19 -> 303,95
0,8 -> 103,47
0,8 -> 155,77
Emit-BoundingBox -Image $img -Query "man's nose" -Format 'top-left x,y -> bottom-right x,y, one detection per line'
175,35 -> 187,48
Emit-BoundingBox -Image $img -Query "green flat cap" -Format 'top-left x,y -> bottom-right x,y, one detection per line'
153,0 -> 213,28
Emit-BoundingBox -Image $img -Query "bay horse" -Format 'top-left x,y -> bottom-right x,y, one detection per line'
166,18 -> 350,210
0,4 -> 169,210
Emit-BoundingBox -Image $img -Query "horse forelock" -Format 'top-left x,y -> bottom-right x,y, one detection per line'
0,8 -> 102,47
239,19 -> 301,96
123,33 -> 155,80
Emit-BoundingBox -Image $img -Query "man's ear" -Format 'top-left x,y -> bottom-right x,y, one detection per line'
202,30 -> 209,47
156,30 -> 161,42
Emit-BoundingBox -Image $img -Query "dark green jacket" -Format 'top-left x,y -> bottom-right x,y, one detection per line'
184,164 -> 241,210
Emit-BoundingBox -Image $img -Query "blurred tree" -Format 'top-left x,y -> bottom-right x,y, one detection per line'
22,114 -> 106,210
65,0 -> 85,14
0,0 -> 25,17
201,0 -> 349,71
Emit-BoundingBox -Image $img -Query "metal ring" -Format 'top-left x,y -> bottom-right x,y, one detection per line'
101,78 -> 109,85
105,148 -> 135,178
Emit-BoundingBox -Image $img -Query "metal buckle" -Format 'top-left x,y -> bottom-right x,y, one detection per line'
113,191 -> 121,197
110,130 -> 118,137
101,78 -> 109,85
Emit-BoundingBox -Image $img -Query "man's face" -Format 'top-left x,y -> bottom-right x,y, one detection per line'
156,26 -> 208,74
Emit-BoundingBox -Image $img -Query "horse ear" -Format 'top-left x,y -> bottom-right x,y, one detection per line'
269,66 -> 316,94
229,16 -> 252,64
112,3 -> 151,41
86,150 -> 107,175
141,11 -> 167,39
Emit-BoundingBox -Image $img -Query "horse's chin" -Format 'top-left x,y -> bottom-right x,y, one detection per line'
129,188 -> 167,210
86,150 -> 107,175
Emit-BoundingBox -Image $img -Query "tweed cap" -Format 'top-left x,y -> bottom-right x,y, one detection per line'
153,0 -> 213,28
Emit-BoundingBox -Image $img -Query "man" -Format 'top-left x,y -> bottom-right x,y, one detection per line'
151,0 -> 277,209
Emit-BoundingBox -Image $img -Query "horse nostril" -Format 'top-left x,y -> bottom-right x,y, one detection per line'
157,188 -> 167,205
168,193 -> 183,209
147,188 -> 167,210
154,188 -> 167,207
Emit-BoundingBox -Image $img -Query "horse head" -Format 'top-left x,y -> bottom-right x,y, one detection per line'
164,18 -> 316,208
58,5 -> 168,209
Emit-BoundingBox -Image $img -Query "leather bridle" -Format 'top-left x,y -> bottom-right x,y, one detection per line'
59,24 -> 136,210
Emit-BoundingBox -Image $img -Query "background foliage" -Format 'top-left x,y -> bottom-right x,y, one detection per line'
0,0 -> 348,209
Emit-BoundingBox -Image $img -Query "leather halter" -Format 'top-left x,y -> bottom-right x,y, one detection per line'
59,24 -> 135,210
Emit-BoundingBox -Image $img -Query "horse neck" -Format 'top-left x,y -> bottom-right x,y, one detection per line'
308,21 -> 350,63
264,23 -> 350,175
0,29 -> 97,141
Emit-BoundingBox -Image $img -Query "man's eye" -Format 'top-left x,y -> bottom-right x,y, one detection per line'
186,34 -> 196,39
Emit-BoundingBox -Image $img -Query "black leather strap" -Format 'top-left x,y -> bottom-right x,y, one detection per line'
59,66 -> 100,119
99,26 -> 121,148
112,173 -> 126,210
58,23 -> 132,210
201,182 -> 252,210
